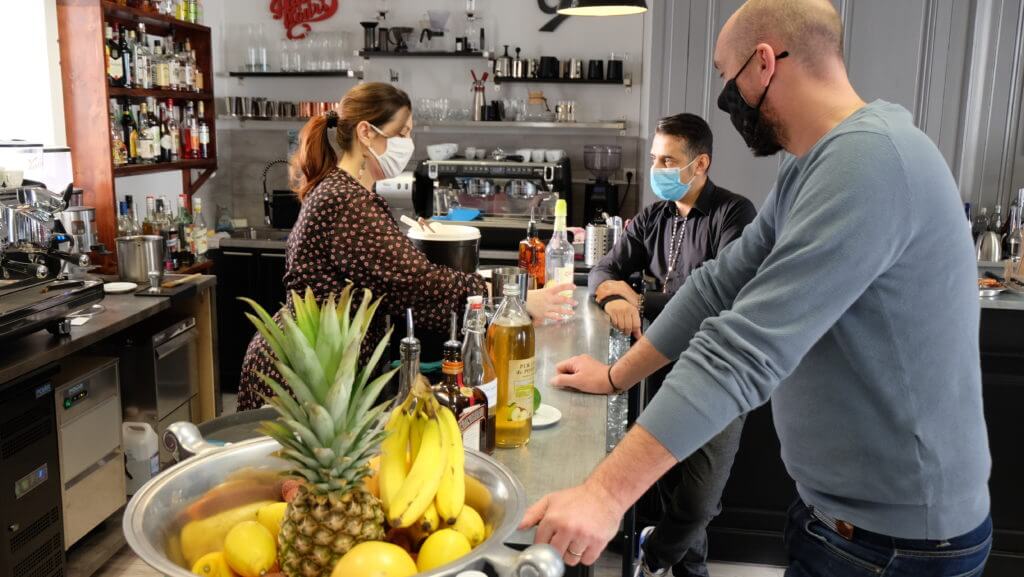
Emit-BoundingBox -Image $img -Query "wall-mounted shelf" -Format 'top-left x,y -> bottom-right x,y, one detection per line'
357,50 -> 484,59
101,0 -> 208,33
114,159 -> 217,177
217,117 -> 627,134
228,70 -> 363,78
108,87 -> 214,100
493,77 -> 629,86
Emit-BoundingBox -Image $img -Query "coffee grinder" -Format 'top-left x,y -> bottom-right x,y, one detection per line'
583,144 -> 621,223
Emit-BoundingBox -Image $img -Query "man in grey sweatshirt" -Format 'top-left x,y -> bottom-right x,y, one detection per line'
519,1 -> 992,575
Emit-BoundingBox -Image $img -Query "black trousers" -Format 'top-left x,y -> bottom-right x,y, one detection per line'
639,365 -> 747,577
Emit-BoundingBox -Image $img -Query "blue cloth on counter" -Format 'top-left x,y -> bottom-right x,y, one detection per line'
432,207 -> 482,221
638,100 -> 990,540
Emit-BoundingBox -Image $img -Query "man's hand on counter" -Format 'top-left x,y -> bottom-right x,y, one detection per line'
550,355 -> 614,394
595,280 -> 639,307
604,300 -> 642,338
526,282 -> 578,323
520,425 -> 677,566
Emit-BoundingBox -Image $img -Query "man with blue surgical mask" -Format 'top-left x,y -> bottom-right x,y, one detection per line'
587,113 -> 755,577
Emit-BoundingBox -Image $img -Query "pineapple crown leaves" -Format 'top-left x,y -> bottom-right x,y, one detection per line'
242,285 -> 399,492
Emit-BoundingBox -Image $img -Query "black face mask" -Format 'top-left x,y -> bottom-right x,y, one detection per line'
717,49 -> 789,157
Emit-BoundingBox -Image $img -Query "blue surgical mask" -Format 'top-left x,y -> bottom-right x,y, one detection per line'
650,157 -> 699,202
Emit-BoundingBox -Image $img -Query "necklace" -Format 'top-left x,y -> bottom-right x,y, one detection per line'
664,215 -> 687,293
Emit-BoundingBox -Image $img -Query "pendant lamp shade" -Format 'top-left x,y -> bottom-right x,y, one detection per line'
557,0 -> 649,16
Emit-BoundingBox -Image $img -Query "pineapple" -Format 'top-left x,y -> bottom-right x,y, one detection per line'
243,286 -> 398,577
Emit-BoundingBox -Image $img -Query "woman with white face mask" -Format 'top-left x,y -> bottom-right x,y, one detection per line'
237,83 -> 574,411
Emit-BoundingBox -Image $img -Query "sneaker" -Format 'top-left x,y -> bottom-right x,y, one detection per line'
633,526 -> 669,577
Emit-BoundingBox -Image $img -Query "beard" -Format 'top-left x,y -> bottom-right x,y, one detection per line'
746,103 -> 786,157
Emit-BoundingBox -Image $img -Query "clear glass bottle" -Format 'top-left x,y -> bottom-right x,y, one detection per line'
193,50 -> 204,92
165,98 -> 179,161
486,282 -> 535,448
134,24 -> 151,89
117,201 -> 132,236
142,196 -> 156,235
124,195 -> 142,235
198,101 -> 210,158
1007,204 -> 1022,263
110,104 -> 128,167
182,39 -> 195,91
166,37 -> 179,91
158,102 -> 173,162
973,207 -> 989,240
192,196 -> 208,261
397,309 -> 419,404
463,295 -> 497,454
178,193 -> 194,255
990,204 -> 1003,233
119,25 -> 134,88
518,218 -> 546,289
545,198 -> 574,297
137,101 -> 156,163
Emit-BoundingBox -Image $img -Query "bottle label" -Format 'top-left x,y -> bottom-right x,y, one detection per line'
160,133 -> 172,151
479,378 -> 497,408
554,265 -> 573,296
507,357 -> 535,421
194,233 -> 208,255
458,404 -> 485,451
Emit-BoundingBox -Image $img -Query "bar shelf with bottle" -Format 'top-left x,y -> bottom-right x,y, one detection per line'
108,87 -> 214,100
113,159 -> 215,177
101,0 -> 208,33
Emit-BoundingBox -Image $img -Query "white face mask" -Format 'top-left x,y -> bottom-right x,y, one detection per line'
368,124 -> 414,179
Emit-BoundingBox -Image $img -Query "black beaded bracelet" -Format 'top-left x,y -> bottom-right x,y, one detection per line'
598,294 -> 628,310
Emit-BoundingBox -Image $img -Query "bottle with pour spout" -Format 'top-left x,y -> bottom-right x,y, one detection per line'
518,210 -> 546,289
433,312 -> 488,452
487,282 -> 535,448
545,198 -> 574,297
463,295 -> 497,453
396,308 -> 419,405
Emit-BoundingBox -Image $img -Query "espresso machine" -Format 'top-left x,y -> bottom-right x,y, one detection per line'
0,181 -> 103,339
413,157 -> 573,250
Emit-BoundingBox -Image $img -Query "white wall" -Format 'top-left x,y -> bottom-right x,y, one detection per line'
0,0 -> 67,146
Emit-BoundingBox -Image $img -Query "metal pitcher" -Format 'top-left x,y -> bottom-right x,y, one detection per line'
977,231 -> 1002,262
585,223 -> 613,266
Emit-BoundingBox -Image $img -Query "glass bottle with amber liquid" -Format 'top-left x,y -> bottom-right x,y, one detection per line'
487,282 -> 535,448
518,218 -> 546,289
434,313 -> 487,452
463,295 -> 496,453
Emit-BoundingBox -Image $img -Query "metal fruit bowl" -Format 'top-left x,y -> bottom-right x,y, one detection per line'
123,435 -> 563,577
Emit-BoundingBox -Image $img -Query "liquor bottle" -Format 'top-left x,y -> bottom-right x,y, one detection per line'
198,102 -> 210,158
118,26 -> 133,88
166,99 -> 180,161
110,102 -> 128,167
178,193 -> 194,255
181,101 -> 196,159
146,99 -> 162,162
486,281 -> 535,448
158,102 -> 173,162
175,0 -> 186,20
397,309 -> 419,404
193,50 -> 204,92
544,198 -> 574,297
137,101 -> 155,163
117,201 -> 133,237
434,312 -> 488,452
462,295 -> 497,453
192,196 -> 208,261
518,218 -> 546,289
124,195 -> 142,235
182,40 -> 195,91
166,38 -> 179,91
121,103 -> 139,164
106,25 -> 125,86
135,24 -> 151,89
153,39 -> 170,89
142,196 -> 156,235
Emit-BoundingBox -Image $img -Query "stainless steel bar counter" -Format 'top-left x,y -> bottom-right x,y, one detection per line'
494,287 -> 610,545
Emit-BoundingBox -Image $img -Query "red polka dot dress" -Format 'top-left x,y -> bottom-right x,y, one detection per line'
237,169 -> 486,411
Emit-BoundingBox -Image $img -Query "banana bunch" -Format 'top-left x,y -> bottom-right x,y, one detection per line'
380,378 -> 465,529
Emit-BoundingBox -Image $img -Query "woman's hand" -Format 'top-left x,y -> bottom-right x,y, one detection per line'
526,282 -> 577,323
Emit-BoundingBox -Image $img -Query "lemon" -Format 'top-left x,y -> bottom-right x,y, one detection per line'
180,501 -> 274,567
223,521 -> 276,577
191,552 -> 236,577
417,528 -> 472,572
450,505 -> 486,547
330,541 -> 417,577
256,502 -> 288,537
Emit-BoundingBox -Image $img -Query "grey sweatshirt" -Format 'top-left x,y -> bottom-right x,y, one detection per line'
638,100 -> 990,540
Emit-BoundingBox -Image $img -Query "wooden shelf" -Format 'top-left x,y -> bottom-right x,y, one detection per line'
357,50 -> 485,59
108,86 -> 214,100
228,70 -> 363,78
493,77 -> 627,85
114,159 -> 215,177
101,1 -> 209,33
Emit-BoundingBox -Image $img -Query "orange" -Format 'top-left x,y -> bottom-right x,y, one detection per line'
330,541 -> 417,577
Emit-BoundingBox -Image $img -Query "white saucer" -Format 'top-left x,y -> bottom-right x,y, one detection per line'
104,282 -> 138,294
532,404 -> 562,429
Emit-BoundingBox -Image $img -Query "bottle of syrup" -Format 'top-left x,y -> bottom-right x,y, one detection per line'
462,296 -> 496,453
434,312 -> 488,452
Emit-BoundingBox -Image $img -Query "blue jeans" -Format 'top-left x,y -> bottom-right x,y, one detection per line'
784,501 -> 992,577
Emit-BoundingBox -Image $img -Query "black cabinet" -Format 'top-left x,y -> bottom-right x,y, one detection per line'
210,247 -> 288,393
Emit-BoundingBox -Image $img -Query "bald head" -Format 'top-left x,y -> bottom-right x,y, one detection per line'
726,0 -> 844,76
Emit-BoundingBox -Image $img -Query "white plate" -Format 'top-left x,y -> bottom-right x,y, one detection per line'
104,282 -> 138,294
532,404 -> 562,429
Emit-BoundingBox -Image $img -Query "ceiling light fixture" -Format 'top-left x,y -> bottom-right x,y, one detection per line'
557,0 -> 649,16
